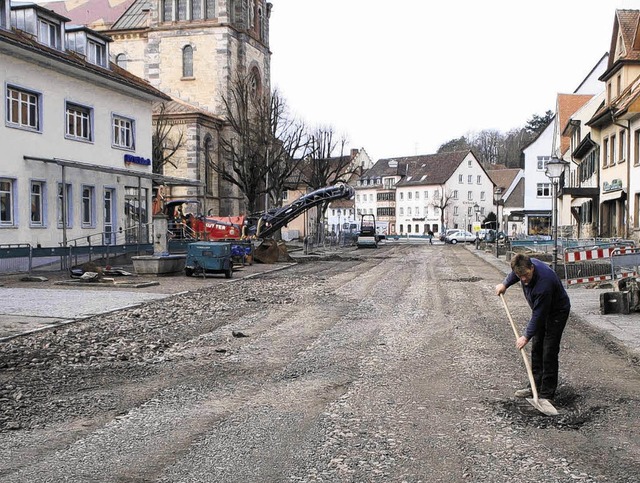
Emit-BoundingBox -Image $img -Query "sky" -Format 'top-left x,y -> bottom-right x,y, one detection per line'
268,0 -> 639,162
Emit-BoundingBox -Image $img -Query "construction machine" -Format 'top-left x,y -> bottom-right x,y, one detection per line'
357,214 -> 378,248
164,184 -> 355,262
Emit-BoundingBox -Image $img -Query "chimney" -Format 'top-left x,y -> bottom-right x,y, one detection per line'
351,148 -> 359,159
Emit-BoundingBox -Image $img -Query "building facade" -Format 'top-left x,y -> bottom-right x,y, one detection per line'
1,0 -> 170,248
45,0 -> 273,217
355,150 -> 495,237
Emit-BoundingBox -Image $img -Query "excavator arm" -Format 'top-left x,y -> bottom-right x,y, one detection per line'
250,184 -> 354,239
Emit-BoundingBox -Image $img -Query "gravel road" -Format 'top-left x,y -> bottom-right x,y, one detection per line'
1,243 -> 639,482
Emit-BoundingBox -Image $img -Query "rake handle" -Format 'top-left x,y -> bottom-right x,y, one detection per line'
499,293 -> 540,401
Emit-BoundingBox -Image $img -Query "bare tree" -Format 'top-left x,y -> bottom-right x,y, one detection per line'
432,188 -> 454,231
152,102 -> 185,175
210,73 -> 270,214
256,89 -> 312,210
300,126 -> 356,242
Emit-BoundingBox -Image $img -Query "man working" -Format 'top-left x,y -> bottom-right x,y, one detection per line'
495,253 -> 571,401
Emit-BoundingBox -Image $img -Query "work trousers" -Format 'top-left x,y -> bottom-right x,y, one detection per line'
530,310 -> 570,399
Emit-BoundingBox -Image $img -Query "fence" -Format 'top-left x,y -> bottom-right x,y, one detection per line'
0,225 -> 154,275
563,242 -> 636,285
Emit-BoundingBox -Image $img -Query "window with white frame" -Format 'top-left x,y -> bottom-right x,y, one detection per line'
459,174 -> 463,183
408,192 -> 412,200
57,183 -> 72,228
30,181 -> 45,226
82,186 -> 95,227
452,190 -> 458,199
6,86 -> 40,131
467,206 -> 473,216
477,175 -> 481,184
0,179 -> 15,226
454,206 -> 459,216
415,191 -> 419,199
537,156 -> 550,170
38,18 -> 60,48
467,191 -> 472,200
399,207 -> 404,215
112,115 -> 135,149
610,134 -> 616,166
536,183 -> 551,197
87,39 -> 107,67
619,130 -> 626,163
468,175 -> 472,184
407,207 -> 412,215
66,102 -> 93,141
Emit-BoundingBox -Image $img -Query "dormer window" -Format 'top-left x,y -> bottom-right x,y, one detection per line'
87,39 -> 106,67
38,18 -> 60,48
11,6 -> 67,50
66,28 -> 111,68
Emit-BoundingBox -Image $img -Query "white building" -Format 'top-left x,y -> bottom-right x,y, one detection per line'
1,0 -> 171,248
356,150 -> 495,236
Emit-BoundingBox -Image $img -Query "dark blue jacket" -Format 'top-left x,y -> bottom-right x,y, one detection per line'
503,258 -> 571,339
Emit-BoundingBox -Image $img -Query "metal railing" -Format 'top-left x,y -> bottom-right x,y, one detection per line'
0,225 -> 155,275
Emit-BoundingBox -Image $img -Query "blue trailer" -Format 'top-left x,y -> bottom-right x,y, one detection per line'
185,242 -> 233,278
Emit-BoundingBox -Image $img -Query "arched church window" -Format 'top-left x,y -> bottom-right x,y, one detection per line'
115,53 -> 127,69
249,67 -> 262,99
257,6 -> 262,39
182,45 -> 193,77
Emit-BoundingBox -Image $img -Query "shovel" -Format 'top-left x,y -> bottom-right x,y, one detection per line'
499,294 -> 558,416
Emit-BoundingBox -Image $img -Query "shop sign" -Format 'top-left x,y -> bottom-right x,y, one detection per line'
603,179 -> 622,192
124,154 -> 151,166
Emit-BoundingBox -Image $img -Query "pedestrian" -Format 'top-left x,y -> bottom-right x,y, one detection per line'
427,229 -> 434,245
495,253 -> 571,402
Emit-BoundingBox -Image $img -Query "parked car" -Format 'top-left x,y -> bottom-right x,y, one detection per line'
445,230 -> 476,244
484,230 -> 509,243
439,229 -> 459,241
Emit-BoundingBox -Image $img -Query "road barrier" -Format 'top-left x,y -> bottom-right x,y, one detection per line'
564,243 -> 636,285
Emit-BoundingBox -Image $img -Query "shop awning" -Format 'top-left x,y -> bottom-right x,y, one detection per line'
600,190 -> 626,202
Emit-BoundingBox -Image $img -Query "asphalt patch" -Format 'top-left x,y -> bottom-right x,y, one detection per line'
490,387 -> 611,430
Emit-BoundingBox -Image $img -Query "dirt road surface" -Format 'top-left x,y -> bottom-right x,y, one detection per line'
1,244 -> 639,482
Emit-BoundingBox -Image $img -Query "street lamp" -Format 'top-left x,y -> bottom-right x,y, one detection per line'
473,203 -> 480,249
493,187 -> 503,258
545,157 -> 568,273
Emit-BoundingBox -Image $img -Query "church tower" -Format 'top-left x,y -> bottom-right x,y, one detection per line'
106,0 -> 273,215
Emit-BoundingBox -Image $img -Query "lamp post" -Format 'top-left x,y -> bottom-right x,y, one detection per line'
545,157 -> 568,274
473,202 -> 480,249
493,187 -> 503,258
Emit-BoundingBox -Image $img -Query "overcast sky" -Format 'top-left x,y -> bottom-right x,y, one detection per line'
269,0 -> 638,162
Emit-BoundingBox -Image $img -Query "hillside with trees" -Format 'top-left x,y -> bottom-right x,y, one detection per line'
437,110 -> 554,169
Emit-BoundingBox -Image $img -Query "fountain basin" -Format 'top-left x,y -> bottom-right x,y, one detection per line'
131,254 -> 186,275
